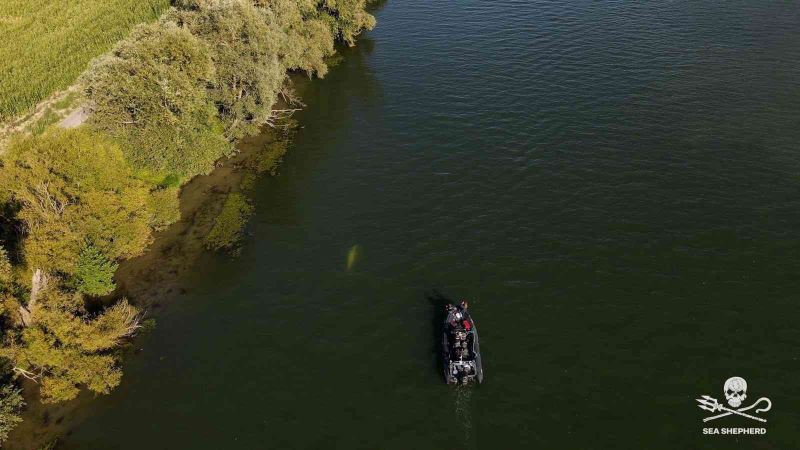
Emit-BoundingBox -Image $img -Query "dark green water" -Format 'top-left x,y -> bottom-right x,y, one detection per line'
62,1 -> 800,448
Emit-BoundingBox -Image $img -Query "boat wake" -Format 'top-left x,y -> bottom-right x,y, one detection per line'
453,385 -> 476,449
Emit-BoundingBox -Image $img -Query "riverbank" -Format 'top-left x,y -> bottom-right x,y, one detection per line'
6,113 -> 296,449
0,0 -> 376,445
28,0 -> 800,448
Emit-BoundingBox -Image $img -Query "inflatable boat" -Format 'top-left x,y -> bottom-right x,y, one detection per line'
442,301 -> 483,384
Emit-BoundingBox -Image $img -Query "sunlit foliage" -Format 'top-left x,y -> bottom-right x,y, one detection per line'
84,22 -> 230,178
0,0 -> 375,417
74,245 -> 118,296
169,0 -> 286,140
322,0 -> 376,45
0,129 -> 153,275
1,286 -> 140,403
0,383 -> 24,444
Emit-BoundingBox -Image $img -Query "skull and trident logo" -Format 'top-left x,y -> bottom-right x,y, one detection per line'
696,376 -> 772,422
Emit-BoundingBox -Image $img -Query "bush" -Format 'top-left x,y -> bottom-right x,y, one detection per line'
1,287 -> 140,403
74,245 -> 118,296
0,247 -> 11,291
0,247 -> 16,317
266,0 -> 336,76
320,0 -> 377,45
0,383 -> 24,444
168,0 -> 286,140
0,0 -> 377,411
84,22 -> 231,178
0,129 -> 153,274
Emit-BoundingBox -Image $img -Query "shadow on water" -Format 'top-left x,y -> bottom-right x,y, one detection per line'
425,289 -> 451,380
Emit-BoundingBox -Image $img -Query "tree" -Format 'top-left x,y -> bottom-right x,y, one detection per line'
0,382 -> 24,445
319,0 -> 376,45
84,22 -> 231,178
264,0 -> 336,76
74,245 -> 118,296
254,0 -> 376,76
169,0 -> 287,140
1,286 -> 140,403
0,129 -> 153,275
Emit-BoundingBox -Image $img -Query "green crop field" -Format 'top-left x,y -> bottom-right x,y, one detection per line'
0,0 -> 170,121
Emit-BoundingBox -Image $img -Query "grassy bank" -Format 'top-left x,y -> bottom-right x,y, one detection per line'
0,0 -> 375,444
0,0 -> 171,121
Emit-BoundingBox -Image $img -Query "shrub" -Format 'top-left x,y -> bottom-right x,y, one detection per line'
0,0 -> 377,411
266,0 -> 336,76
74,245 -> 118,296
84,22 -> 231,178
320,0 -> 377,45
1,287 -> 140,403
0,247 -> 11,290
0,247 -> 15,317
0,383 -> 24,445
0,129 -> 153,274
168,0 -> 286,140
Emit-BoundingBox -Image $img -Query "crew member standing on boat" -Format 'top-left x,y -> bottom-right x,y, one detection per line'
458,300 -> 470,330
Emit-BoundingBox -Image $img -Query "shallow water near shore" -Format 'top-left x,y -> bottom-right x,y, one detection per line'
52,1 -> 800,448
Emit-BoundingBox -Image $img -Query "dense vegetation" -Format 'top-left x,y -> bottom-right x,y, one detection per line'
0,0 -> 171,121
0,0 -> 374,442
0,383 -> 24,443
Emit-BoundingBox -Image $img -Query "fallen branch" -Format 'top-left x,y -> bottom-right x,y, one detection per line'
12,366 -> 39,383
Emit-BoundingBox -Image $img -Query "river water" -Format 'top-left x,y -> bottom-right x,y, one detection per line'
61,1 -> 800,448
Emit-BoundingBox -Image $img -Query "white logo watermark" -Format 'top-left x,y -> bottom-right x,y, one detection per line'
697,376 -> 772,435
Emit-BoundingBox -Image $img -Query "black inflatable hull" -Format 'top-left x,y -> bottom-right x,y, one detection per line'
442,307 -> 484,384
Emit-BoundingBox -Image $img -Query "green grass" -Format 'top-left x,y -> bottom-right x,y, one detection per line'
26,108 -> 60,135
51,91 -> 78,110
0,0 -> 170,121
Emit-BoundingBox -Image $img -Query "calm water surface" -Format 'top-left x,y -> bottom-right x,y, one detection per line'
64,1 -> 800,448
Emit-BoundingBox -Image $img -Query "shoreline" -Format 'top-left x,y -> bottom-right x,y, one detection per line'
5,106 -> 300,449
1,0 -> 378,444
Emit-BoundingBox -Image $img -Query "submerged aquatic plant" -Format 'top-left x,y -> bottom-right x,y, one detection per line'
204,193 -> 254,251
